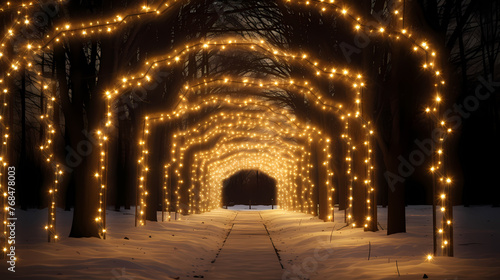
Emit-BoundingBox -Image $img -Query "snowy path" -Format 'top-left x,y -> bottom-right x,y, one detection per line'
2,207 -> 500,279
204,211 -> 284,280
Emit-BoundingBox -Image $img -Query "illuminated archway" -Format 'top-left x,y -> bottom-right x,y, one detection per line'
136,95 -> 334,225
87,36 -> 374,231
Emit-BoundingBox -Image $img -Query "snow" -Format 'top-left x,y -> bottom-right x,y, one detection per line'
226,205 -> 276,210
204,211 -> 282,280
2,208 -> 235,279
263,206 -> 500,279
1,206 -> 499,279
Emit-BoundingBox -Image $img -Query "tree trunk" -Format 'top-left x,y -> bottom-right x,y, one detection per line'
385,44 -> 406,235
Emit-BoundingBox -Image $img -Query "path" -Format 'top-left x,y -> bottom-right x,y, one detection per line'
204,211 -> 283,280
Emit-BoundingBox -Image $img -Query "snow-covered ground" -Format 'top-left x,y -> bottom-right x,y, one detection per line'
262,206 -> 500,280
1,206 -> 499,279
1,208 -> 235,279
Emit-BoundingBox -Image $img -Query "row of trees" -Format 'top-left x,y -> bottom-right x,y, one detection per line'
1,0 -> 498,237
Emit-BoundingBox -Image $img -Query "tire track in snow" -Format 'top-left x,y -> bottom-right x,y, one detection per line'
259,211 -> 284,269
211,212 -> 238,264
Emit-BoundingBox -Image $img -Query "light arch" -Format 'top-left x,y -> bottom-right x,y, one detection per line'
137,97 -> 333,225
91,50 -> 375,235
168,109 -> 323,213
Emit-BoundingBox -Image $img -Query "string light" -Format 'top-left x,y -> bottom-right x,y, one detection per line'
96,129 -> 108,238
36,82 -> 60,242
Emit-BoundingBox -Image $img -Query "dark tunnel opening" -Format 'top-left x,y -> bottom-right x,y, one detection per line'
222,170 -> 277,206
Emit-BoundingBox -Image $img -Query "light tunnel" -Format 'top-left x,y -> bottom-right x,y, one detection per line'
114,83 -> 368,230
28,36 -> 379,241
138,101 -> 334,223
83,37 -> 380,238
0,0 -> 455,257
170,109 -> 322,212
